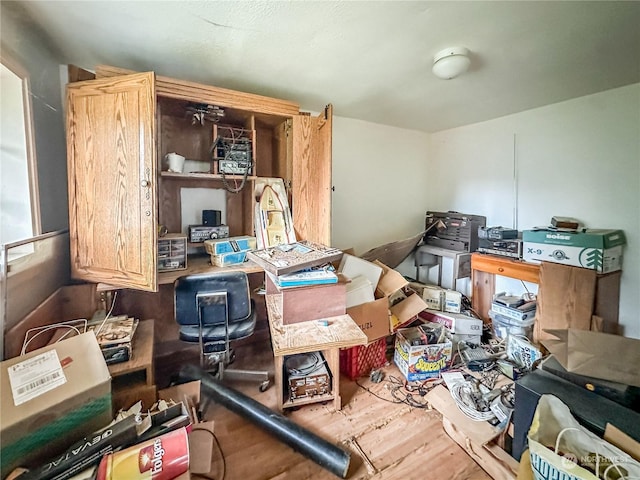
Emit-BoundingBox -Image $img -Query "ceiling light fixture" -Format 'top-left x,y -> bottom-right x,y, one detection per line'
432,47 -> 471,80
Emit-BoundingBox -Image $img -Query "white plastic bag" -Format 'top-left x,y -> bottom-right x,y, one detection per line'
528,395 -> 640,480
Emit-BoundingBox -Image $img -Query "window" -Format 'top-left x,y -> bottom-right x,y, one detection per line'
1,54 -> 41,257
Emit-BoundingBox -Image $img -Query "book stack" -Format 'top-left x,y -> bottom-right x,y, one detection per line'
87,315 -> 139,365
249,241 -> 347,325
266,263 -> 339,289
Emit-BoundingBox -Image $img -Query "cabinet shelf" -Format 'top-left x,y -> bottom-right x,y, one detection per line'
157,254 -> 263,285
160,171 -> 258,181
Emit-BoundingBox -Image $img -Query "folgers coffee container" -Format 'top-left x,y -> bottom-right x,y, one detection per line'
97,427 -> 189,479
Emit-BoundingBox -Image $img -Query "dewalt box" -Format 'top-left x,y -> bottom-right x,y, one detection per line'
0,332 -> 112,477
522,229 -> 626,273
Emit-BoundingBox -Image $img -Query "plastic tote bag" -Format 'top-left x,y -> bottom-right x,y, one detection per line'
528,395 -> 640,480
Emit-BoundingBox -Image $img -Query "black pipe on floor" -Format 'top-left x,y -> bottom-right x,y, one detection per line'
180,364 -> 351,478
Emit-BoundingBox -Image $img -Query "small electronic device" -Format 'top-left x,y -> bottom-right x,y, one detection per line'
477,238 -> 523,259
461,345 -> 497,371
188,224 -> 230,243
285,351 -> 332,400
202,209 -> 222,226
493,293 -> 525,309
213,126 -> 253,175
478,226 -> 519,240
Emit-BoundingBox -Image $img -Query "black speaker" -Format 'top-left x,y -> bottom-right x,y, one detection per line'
202,210 -> 221,226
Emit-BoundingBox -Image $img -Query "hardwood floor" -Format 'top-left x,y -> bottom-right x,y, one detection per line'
181,339 -> 492,480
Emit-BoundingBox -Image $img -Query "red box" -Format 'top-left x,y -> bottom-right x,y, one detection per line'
340,337 -> 387,380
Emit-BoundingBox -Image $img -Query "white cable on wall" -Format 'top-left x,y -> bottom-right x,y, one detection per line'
512,133 -> 519,231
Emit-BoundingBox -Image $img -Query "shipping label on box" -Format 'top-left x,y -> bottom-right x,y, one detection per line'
522,229 -> 625,273
393,328 -> 452,381
1,333 -> 112,478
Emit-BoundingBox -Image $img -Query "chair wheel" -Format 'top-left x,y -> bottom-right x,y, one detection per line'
259,380 -> 271,392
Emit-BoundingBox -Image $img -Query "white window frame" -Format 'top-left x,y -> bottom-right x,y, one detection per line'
1,51 -> 42,250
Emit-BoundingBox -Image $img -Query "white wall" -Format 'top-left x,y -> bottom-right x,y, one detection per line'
428,84 -> 640,338
1,2 -> 68,233
331,116 -> 430,254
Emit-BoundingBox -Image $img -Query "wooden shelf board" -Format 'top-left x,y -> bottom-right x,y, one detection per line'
160,171 -> 257,181
283,392 -> 335,409
157,255 -> 264,285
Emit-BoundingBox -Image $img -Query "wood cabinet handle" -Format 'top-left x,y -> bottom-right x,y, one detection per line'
498,267 -> 504,272
141,180 -> 150,188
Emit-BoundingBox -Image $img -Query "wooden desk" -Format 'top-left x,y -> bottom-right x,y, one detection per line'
471,253 -> 540,322
158,255 -> 264,285
265,294 -> 367,412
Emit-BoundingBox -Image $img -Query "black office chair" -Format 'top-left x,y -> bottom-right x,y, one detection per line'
174,271 -> 270,392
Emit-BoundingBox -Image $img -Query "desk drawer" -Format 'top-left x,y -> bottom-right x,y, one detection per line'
471,253 -> 539,283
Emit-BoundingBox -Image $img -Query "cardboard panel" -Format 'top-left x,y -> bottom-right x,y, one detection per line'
535,262 -> 596,342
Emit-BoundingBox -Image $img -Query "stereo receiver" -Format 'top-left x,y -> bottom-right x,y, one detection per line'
478,238 -> 523,259
188,224 -> 230,243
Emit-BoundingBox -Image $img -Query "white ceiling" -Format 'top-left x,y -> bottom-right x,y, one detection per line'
9,1 -> 640,133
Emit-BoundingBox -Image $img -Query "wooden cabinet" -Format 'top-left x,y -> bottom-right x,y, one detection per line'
66,66 -> 332,291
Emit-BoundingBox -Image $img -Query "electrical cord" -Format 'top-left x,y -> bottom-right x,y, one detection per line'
449,381 -> 496,422
191,428 -> 226,480
355,374 -> 439,409
214,126 -> 252,193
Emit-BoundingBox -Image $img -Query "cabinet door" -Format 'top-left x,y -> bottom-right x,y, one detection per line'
291,104 -> 333,245
66,72 -> 158,291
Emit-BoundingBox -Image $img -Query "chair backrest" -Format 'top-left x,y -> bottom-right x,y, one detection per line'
174,271 -> 252,327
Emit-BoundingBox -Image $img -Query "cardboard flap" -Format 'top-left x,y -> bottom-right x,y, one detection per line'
542,329 -> 640,387
389,293 -> 428,331
373,260 -> 408,297
339,254 -> 382,293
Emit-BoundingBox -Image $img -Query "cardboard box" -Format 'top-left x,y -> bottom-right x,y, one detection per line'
346,259 -> 428,341
389,292 -> 429,332
265,273 -> 346,324
345,275 -> 375,308
490,301 -> 537,322
1,333 -> 112,478
339,253 -> 382,294
419,309 -> 483,335
393,326 -> 452,381
204,235 -> 256,255
522,229 -> 626,273
444,289 -> 462,313
210,250 -> 249,267
374,260 -> 428,332
347,296 -> 390,342
421,284 -> 445,311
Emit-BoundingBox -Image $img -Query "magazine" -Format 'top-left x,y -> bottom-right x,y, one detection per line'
267,263 -> 338,288
87,315 -> 139,347
247,240 -> 343,276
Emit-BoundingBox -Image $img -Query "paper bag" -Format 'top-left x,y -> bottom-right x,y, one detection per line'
542,329 -> 640,387
528,395 -> 640,480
